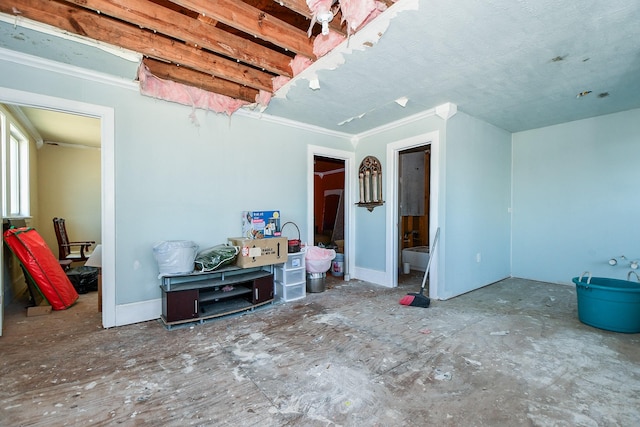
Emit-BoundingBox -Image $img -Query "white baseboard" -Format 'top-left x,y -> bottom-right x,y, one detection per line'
352,267 -> 393,288
114,298 -> 161,327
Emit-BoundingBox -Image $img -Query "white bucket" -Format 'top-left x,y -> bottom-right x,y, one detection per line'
403,262 -> 411,274
331,253 -> 344,277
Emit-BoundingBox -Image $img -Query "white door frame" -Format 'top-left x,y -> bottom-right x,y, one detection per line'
307,145 -> 355,280
385,131 -> 440,297
0,87 -> 116,329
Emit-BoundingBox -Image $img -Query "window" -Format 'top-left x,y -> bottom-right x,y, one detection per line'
1,110 -> 30,217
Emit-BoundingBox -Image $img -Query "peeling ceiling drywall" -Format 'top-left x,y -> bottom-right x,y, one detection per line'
1,0 -> 639,139
264,0 -> 640,134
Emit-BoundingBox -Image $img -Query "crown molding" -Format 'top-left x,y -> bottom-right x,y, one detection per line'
354,107 -> 437,140
4,104 -> 44,148
0,46 -> 138,92
236,107 -> 355,140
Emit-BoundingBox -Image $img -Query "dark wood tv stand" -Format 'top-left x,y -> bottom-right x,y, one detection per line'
160,265 -> 274,329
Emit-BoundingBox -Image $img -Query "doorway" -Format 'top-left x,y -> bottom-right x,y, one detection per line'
307,145 -> 354,281
385,130 -> 440,295
313,156 -> 345,249
398,147 -> 430,262
0,87 -> 116,333
398,146 -> 430,284
1,104 -> 102,334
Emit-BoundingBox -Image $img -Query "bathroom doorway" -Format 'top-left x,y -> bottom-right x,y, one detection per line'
313,156 -> 345,251
398,146 -> 431,279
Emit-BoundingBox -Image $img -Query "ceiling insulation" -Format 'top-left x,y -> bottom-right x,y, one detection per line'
0,0 -> 393,114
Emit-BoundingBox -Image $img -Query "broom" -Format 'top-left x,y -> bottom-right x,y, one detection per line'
399,227 -> 440,308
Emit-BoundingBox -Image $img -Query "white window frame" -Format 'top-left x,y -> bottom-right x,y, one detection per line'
1,111 -> 30,218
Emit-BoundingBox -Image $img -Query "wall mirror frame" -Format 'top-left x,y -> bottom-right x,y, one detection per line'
356,155 -> 384,211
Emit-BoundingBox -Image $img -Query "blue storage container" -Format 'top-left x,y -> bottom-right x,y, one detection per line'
572,275 -> 640,333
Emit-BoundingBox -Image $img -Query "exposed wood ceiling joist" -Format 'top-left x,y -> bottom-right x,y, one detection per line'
4,0 -> 396,107
61,0 -> 294,77
3,0 -> 343,103
169,0 -> 315,58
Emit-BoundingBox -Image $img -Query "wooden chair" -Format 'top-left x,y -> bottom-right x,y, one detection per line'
52,217 -> 95,263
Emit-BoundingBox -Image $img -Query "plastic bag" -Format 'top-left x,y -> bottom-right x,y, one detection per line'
305,246 -> 336,273
153,240 -> 198,275
194,245 -> 239,272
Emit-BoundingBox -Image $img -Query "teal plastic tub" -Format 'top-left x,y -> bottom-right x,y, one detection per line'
572,274 -> 640,333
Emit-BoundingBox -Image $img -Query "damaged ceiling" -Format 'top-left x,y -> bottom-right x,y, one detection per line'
1,0 -> 640,135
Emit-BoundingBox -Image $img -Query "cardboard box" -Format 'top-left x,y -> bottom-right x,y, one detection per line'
242,211 -> 281,239
229,237 -> 288,268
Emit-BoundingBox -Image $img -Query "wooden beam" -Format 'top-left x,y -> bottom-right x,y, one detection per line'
142,58 -> 259,103
60,0 -> 293,77
2,0 -> 275,92
169,0 -> 315,58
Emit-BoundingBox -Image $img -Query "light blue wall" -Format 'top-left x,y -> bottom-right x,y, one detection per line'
512,108 -> 640,284
0,44 -> 347,306
354,111 -> 511,299
442,112 -> 512,298
355,115 -> 445,272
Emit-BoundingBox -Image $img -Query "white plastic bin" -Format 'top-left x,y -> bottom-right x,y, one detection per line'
275,266 -> 306,285
275,281 -> 306,302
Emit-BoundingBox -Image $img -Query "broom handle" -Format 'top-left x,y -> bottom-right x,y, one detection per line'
419,227 -> 440,292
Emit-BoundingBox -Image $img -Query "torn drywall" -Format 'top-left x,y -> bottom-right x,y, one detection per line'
274,0 -> 419,100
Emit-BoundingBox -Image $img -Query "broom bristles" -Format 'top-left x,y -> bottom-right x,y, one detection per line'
399,295 -> 415,306
399,292 -> 430,308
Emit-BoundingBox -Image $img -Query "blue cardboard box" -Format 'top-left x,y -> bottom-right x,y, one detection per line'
242,211 -> 281,239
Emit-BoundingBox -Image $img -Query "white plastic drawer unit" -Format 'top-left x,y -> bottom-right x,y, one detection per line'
283,251 -> 305,270
274,266 -> 305,285
275,281 -> 305,302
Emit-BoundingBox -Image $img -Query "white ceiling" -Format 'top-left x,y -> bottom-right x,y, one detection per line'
18,106 -> 101,148
5,0 -> 640,142
264,0 -> 640,135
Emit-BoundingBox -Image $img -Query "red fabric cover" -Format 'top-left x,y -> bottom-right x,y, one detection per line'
3,227 -> 78,310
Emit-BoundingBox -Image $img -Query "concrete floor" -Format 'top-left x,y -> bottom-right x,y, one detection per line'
1,275 -> 639,426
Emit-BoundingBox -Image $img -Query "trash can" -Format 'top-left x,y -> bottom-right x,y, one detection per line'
66,266 -> 99,294
305,246 -> 336,293
307,272 -> 326,293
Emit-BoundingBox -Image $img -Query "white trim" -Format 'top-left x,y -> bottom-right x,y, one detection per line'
238,108 -> 354,140
0,46 -> 138,92
43,140 -> 101,150
4,104 -> 43,148
435,102 -> 458,120
307,145 -> 355,281
0,87 -> 117,328
356,108 -> 437,141
386,131 -> 440,297
114,298 -> 161,327
352,266 -> 389,287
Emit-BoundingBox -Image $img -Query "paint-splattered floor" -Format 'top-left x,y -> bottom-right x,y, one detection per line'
1,276 -> 639,426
